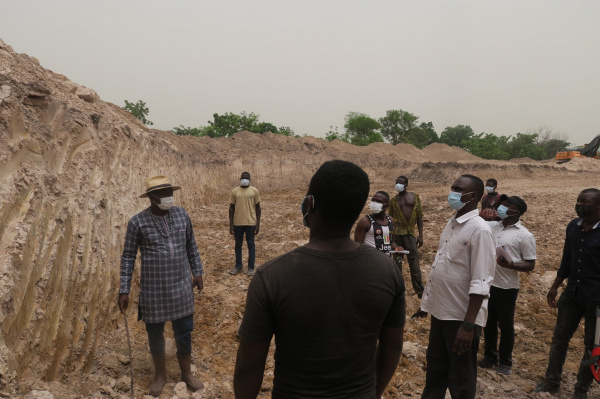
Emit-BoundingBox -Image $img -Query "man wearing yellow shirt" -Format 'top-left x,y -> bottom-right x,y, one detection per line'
229,172 -> 261,276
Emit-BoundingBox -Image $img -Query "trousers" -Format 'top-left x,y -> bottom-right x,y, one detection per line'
145,313 -> 194,355
234,225 -> 256,270
544,293 -> 596,394
393,234 -> 424,298
483,286 -> 519,367
422,317 -> 481,399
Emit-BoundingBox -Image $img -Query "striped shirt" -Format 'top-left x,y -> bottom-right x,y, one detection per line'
119,206 -> 203,323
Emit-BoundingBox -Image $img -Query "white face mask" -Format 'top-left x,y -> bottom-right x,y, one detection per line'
369,201 -> 384,213
485,186 -> 495,194
153,195 -> 174,211
395,183 -> 405,192
240,179 -> 250,187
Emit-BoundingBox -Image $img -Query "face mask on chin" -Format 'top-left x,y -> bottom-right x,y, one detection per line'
369,201 -> 384,213
447,191 -> 474,211
152,195 -> 174,211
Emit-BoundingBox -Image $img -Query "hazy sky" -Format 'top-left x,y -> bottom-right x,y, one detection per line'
3,1 -> 599,145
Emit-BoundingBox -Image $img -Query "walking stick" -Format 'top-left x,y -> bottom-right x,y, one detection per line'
124,311 -> 135,397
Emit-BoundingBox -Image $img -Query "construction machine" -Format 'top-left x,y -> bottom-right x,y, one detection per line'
555,134 -> 600,163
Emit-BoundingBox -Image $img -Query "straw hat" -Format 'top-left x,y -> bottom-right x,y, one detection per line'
139,175 -> 181,198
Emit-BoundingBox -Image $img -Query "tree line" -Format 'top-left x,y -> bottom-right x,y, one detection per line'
123,100 -> 571,161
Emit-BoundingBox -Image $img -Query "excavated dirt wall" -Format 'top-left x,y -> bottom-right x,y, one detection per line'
0,37 -> 591,388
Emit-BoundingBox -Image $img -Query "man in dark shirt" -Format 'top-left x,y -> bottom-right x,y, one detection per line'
480,178 -> 501,221
534,188 -> 600,399
233,160 -> 406,399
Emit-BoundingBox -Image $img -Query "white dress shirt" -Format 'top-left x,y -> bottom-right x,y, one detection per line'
488,220 -> 537,290
420,209 -> 496,327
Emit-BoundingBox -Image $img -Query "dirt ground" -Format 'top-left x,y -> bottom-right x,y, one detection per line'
16,173 -> 598,399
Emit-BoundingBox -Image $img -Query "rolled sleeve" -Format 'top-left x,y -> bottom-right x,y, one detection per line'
120,219 -> 140,294
185,214 -> 204,276
467,228 -> 495,297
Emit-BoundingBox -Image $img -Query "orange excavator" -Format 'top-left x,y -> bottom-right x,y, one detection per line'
555,134 -> 600,163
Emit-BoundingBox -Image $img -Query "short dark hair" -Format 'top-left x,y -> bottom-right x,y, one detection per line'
241,171 -> 251,178
486,178 -> 497,186
461,174 -> 484,200
581,188 -> 600,204
397,175 -> 409,184
375,191 -> 390,203
308,160 -> 369,230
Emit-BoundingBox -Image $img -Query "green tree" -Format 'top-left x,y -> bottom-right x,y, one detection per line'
123,100 -> 153,125
344,112 -> 382,146
325,126 -> 343,142
277,126 -> 296,137
404,121 -> 439,149
505,133 -> 545,160
172,125 -> 210,137
462,133 -> 511,160
439,125 -> 474,148
378,109 -> 420,145
529,126 -> 571,159
206,111 -> 260,137
256,122 -> 278,134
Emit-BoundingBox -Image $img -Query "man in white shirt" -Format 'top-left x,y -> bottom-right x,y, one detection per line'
477,195 -> 536,376
420,174 -> 496,399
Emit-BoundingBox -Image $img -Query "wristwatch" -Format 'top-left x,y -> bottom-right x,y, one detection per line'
462,321 -> 475,331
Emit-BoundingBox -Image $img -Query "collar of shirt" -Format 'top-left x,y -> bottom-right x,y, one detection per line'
455,209 -> 480,224
501,220 -> 522,229
576,218 -> 600,229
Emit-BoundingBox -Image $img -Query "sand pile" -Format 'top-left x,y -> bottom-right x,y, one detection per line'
561,156 -> 600,172
421,142 -> 485,163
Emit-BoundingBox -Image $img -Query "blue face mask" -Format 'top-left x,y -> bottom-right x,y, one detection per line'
447,191 -> 474,211
497,205 -> 509,219
497,205 -> 518,219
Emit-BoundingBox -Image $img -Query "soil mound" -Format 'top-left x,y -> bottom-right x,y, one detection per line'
421,142 -> 484,163
509,157 -> 536,164
561,156 -> 600,172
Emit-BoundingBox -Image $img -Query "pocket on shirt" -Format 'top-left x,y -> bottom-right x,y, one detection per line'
445,240 -> 470,263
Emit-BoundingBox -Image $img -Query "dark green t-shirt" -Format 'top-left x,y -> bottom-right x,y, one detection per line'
238,244 -> 406,399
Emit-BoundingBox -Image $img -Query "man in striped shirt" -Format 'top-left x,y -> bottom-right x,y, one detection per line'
118,175 -> 204,397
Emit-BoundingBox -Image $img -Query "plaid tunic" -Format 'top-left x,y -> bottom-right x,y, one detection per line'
119,206 -> 203,323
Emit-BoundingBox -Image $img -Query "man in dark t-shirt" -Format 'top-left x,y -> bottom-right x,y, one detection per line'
234,160 -> 406,399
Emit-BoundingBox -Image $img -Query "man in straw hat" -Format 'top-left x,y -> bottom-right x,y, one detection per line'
118,175 -> 204,396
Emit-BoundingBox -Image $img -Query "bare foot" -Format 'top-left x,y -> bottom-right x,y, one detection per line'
182,373 -> 204,392
149,373 -> 166,397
